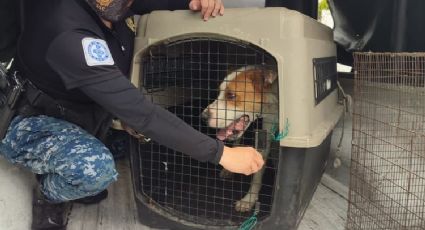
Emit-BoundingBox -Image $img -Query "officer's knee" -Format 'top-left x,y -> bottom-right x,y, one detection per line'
69,153 -> 118,193
89,157 -> 117,190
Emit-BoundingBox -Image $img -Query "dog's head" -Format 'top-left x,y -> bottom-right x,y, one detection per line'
202,68 -> 277,141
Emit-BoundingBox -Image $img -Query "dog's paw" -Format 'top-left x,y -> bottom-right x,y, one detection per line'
219,169 -> 233,179
235,195 -> 257,212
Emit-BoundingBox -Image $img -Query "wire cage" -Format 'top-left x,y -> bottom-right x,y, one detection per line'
347,53 -> 425,230
136,37 -> 280,226
128,8 -> 343,230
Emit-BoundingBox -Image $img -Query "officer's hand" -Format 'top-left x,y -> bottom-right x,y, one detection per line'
189,0 -> 224,21
219,146 -> 264,176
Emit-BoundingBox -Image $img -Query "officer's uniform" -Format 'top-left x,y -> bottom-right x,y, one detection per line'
0,0 -> 224,203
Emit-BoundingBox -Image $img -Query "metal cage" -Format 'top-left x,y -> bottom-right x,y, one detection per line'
347,53 -> 425,229
135,38 -> 279,227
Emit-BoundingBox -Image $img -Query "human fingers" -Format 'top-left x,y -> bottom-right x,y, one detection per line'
254,152 -> 265,169
244,150 -> 262,175
219,3 -> 224,15
200,0 -> 209,16
212,0 -> 222,17
189,0 -> 201,11
203,0 -> 215,21
253,158 -> 262,173
190,0 -> 224,19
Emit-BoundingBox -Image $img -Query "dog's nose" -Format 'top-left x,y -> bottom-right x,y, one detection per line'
201,109 -> 210,120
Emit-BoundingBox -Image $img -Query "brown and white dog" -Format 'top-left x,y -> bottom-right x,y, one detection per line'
202,66 -> 279,212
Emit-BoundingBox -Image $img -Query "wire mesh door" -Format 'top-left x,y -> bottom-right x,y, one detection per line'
135,38 -> 280,226
347,53 -> 425,230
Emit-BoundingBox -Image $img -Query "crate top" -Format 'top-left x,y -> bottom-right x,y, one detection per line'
135,7 -> 333,53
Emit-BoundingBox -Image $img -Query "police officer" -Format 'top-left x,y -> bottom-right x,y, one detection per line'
0,0 -> 264,229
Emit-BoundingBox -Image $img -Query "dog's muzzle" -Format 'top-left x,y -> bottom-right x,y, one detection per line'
216,115 -> 250,141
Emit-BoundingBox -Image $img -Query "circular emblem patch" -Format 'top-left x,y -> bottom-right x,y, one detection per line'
88,40 -> 110,62
82,38 -> 114,66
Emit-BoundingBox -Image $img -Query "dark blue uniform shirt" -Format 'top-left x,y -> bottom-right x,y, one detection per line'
16,0 -> 224,164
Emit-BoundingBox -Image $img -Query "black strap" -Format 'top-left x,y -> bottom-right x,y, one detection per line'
25,81 -> 67,118
0,68 -> 26,139
19,80 -> 113,141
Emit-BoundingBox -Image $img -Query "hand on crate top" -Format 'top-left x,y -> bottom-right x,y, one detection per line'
189,0 -> 224,21
219,146 -> 265,175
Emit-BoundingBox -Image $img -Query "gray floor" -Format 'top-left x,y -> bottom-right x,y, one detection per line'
0,159 -> 34,230
299,179 -> 348,230
66,159 -> 349,230
67,160 -> 142,230
66,75 -> 354,230
0,79 -> 354,230
0,156 -> 349,230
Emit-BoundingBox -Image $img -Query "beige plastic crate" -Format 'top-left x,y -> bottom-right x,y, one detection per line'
130,7 -> 343,148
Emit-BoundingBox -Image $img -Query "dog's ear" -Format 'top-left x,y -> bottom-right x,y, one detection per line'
263,70 -> 277,86
250,69 -> 277,92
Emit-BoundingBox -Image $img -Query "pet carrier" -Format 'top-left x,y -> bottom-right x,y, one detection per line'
128,8 -> 343,229
347,53 -> 425,230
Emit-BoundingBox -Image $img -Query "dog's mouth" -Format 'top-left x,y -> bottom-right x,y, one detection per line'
216,116 -> 250,141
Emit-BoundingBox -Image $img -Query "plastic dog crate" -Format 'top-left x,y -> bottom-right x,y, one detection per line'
128,8 -> 343,229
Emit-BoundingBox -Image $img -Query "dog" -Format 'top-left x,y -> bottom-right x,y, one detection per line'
202,66 -> 279,212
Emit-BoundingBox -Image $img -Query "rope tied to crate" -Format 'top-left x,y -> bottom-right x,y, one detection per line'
270,118 -> 290,141
238,202 -> 260,230
333,81 -> 352,168
239,120 -> 289,230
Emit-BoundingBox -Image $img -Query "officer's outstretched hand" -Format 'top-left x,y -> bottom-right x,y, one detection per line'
219,146 -> 264,176
189,0 -> 224,21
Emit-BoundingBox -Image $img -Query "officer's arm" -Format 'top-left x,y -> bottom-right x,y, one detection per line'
45,31 -> 223,164
79,77 -> 224,164
80,79 -> 264,176
131,0 -> 188,15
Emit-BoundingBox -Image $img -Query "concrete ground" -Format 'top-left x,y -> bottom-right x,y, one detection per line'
0,79 -> 354,230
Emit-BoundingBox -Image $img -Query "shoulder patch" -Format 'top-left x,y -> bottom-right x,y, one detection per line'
82,38 -> 114,66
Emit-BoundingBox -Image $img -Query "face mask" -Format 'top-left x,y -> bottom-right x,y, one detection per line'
85,0 -> 132,22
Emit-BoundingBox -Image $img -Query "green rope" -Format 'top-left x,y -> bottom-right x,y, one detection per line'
238,120 -> 289,230
270,118 -> 290,141
238,214 -> 258,230
238,202 -> 260,230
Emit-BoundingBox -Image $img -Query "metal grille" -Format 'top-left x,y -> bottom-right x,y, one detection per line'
136,38 -> 279,226
313,56 -> 337,105
347,53 -> 425,230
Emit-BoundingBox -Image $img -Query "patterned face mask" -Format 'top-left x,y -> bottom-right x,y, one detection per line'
85,0 -> 132,22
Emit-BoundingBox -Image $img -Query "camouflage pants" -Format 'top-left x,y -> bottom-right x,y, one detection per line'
0,115 -> 118,203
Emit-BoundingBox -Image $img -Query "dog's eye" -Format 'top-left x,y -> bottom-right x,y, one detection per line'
226,92 -> 236,100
